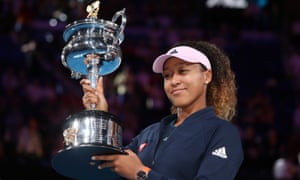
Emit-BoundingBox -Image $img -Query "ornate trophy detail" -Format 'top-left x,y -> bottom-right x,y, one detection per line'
86,0 -> 101,18
52,1 -> 127,179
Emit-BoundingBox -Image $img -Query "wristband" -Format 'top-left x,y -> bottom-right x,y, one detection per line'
136,166 -> 151,180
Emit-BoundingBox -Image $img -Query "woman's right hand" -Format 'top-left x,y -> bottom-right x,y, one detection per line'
80,76 -> 108,112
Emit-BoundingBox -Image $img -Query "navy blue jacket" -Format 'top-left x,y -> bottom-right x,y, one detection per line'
126,106 -> 244,180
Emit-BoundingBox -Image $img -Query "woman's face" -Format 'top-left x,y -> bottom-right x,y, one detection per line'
162,57 -> 211,112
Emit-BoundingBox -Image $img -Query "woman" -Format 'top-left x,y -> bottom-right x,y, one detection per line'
81,40 -> 244,179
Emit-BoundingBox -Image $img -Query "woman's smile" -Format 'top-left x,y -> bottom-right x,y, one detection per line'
170,87 -> 186,95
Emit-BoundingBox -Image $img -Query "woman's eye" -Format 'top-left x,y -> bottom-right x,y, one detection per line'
163,73 -> 170,79
178,69 -> 188,74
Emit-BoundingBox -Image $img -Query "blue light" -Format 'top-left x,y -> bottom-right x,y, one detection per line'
257,0 -> 268,8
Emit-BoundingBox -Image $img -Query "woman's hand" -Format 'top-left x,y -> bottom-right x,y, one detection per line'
91,149 -> 147,180
80,76 -> 108,111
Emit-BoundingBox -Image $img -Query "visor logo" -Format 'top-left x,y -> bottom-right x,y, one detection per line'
169,49 -> 178,54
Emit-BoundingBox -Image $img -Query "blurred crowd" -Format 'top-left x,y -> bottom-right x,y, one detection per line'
1,0 -> 300,179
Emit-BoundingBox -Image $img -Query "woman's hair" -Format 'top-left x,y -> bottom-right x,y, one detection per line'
170,40 -> 237,121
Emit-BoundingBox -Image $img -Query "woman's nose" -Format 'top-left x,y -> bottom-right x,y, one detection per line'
170,73 -> 180,85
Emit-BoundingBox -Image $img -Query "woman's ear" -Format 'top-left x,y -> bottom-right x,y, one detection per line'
204,70 -> 212,84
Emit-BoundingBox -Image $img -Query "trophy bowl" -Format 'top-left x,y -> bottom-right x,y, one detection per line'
61,7 -> 126,77
52,1 -> 127,179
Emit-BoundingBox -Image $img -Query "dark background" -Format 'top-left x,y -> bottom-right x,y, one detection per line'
0,0 -> 300,179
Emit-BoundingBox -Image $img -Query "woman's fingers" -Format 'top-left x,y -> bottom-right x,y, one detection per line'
95,77 -> 108,111
83,93 -> 98,107
80,79 -> 93,93
80,77 -> 108,111
80,79 -> 91,87
96,76 -> 104,94
81,79 -> 98,109
98,160 -> 114,169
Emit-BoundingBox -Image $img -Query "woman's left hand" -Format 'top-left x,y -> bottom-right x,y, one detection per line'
91,149 -> 145,180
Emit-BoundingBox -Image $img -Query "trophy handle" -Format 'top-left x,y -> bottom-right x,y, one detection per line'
112,8 -> 126,44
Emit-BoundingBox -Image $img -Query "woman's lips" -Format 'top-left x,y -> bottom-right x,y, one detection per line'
171,88 -> 185,95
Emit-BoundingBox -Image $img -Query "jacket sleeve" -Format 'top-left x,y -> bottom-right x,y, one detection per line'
195,123 -> 244,180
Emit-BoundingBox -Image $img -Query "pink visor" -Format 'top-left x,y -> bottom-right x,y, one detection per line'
152,46 -> 211,73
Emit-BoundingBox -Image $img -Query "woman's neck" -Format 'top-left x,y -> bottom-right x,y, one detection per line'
175,105 -> 207,126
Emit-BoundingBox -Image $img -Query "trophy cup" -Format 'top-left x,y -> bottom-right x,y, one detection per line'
52,1 -> 127,179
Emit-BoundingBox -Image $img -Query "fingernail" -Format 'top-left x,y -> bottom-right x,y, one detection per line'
98,165 -> 102,169
89,161 -> 96,166
91,156 -> 95,160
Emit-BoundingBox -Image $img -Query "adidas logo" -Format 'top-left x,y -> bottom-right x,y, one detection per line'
212,146 -> 228,159
169,49 -> 178,54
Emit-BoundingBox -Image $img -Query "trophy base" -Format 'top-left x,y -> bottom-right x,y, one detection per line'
52,144 -> 126,180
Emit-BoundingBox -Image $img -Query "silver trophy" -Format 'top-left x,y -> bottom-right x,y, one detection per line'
52,1 -> 127,179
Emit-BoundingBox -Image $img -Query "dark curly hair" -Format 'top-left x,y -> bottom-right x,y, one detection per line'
169,40 -> 237,121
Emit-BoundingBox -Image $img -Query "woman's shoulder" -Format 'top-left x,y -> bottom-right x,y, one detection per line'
138,113 -> 176,136
209,116 -> 240,135
141,122 -> 160,133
